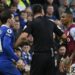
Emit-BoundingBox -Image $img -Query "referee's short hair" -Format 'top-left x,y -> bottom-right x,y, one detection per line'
31,4 -> 43,15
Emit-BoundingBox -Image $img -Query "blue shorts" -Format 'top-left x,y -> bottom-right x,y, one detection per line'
0,60 -> 21,75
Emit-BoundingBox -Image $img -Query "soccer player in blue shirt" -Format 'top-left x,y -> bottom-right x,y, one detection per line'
0,10 -> 25,75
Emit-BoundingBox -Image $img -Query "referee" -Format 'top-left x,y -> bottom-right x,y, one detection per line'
15,4 -> 66,75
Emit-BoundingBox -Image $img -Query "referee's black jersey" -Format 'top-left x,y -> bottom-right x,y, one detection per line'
24,16 -> 63,52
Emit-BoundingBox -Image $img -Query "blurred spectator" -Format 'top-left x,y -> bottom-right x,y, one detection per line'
0,3 -> 5,14
14,14 -> 20,30
15,48 -> 22,58
19,6 -> 32,30
0,0 -> 9,10
57,44 -> 67,75
21,43 -> 32,75
70,0 -> 75,21
44,0 -> 60,19
9,4 -> 17,13
1,0 -> 11,7
9,4 -> 19,16
22,0 -> 31,7
58,44 -> 67,57
46,5 -> 57,21
14,14 -> 21,40
12,0 -> 26,11
15,48 -> 25,75
59,0 -> 73,17
20,10 -> 27,29
21,44 -> 32,65
26,7 -> 33,22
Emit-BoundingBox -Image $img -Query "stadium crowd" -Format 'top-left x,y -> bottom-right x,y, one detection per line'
0,0 -> 75,75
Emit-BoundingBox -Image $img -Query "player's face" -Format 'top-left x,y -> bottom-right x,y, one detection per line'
60,13 -> 69,25
10,16 -> 16,27
9,15 -> 20,30
61,13 -> 72,26
47,6 -> 54,15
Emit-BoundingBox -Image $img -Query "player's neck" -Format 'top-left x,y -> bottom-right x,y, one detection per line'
34,13 -> 43,19
5,22 -> 10,28
46,14 -> 53,17
67,21 -> 73,28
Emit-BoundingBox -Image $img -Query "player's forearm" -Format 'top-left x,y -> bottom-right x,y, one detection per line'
15,32 -> 28,48
5,45 -> 19,61
15,36 -> 24,48
3,36 -> 19,62
61,34 -> 67,39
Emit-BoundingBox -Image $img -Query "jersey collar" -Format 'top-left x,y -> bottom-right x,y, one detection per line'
1,24 -> 10,28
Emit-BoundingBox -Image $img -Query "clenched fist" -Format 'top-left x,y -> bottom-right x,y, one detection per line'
16,59 -> 25,70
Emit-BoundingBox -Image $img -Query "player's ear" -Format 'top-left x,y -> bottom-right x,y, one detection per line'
7,18 -> 11,24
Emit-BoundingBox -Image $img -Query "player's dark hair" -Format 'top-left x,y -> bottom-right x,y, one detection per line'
31,4 -> 43,15
0,10 -> 12,24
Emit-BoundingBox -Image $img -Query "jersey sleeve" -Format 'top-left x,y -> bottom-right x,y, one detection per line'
53,23 -> 63,36
3,29 -> 19,62
23,21 -> 32,34
70,27 -> 75,40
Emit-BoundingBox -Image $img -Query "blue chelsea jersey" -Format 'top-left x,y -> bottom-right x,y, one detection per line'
0,25 -> 19,62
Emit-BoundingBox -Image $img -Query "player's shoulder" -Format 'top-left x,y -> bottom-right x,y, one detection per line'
0,25 -> 10,32
6,28 -> 13,34
69,23 -> 75,29
5,28 -> 13,37
0,25 -> 7,35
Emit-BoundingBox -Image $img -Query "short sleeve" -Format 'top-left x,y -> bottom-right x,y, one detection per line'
53,23 -> 63,36
70,27 -> 75,40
